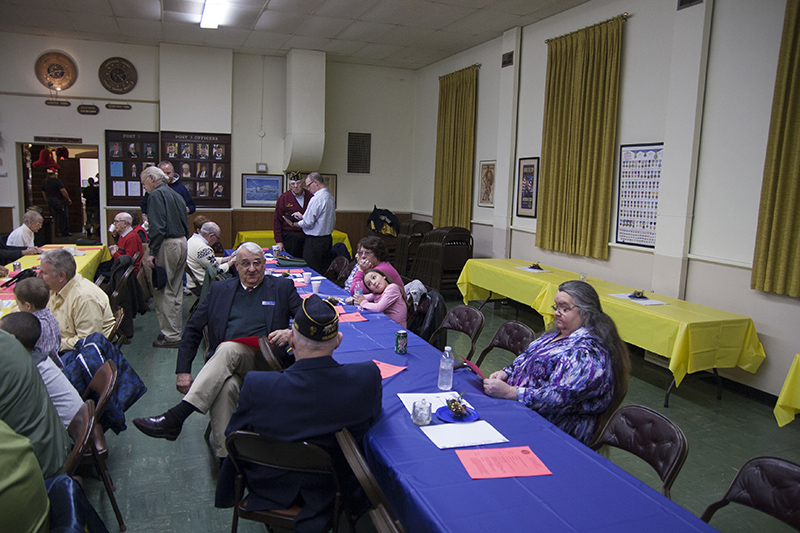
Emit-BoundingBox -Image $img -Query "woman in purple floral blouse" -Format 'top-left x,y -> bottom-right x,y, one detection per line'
483,280 -> 630,444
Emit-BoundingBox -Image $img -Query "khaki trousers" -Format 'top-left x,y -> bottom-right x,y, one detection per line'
183,342 -> 265,457
153,237 -> 187,341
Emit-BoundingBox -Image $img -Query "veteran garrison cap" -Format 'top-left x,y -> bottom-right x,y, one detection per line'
293,294 -> 339,341
287,171 -> 303,181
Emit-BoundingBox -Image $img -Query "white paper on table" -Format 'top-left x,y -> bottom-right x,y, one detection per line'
515,266 -> 552,274
397,392 -> 474,414
609,293 -> 668,306
2,300 -> 15,309
420,420 -> 509,449
311,275 -> 326,280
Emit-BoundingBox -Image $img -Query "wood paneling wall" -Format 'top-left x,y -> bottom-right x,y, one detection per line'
0,207 -> 15,233
104,207 -> 413,253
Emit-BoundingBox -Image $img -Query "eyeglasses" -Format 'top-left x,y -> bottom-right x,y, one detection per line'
551,304 -> 577,314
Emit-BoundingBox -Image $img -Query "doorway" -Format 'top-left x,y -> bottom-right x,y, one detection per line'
20,143 -> 98,243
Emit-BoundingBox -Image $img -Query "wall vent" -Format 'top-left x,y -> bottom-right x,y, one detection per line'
347,132 -> 371,174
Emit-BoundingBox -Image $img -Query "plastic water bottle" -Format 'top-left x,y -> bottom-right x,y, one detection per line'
354,281 -> 363,297
437,346 -> 454,391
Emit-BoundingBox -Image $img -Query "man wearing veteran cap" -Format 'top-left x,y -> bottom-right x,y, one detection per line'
133,242 -> 303,459
273,171 -> 312,257
216,294 -> 382,532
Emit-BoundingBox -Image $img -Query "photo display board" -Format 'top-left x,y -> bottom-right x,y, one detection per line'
616,143 -> 663,248
161,131 -> 231,208
105,130 -> 159,207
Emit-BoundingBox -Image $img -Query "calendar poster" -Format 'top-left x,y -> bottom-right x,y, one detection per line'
616,143 -> 663,248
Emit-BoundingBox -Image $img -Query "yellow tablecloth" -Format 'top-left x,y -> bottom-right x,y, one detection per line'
774,354 -> 800,427
5,245 -> 111,281
234,230 -> 352,256
457,258 -> 766,386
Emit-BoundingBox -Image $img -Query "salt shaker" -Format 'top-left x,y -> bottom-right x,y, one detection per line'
411,399 -> 431,426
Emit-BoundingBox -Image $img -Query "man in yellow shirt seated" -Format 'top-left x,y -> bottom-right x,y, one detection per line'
38,248 -> 115,352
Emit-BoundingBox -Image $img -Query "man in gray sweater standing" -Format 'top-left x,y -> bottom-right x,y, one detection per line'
140,167 -> 190,348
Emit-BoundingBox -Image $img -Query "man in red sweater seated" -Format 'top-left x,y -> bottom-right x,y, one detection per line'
108,211 -> 143,274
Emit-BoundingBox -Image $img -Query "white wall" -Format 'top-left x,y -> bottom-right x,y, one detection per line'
0,32 -> 159,222
231,54 -> 287,208
410,0 -> 799,395
322,62 -> 416,212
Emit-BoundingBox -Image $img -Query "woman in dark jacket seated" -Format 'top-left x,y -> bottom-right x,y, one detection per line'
483,280 -> 630,444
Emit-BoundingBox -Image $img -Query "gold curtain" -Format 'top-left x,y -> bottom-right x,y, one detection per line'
433,67 -> 477,228
536,17 -> 624,259
751,0 -> 800,297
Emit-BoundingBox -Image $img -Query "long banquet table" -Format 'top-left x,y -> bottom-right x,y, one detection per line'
0,245 -> 111,313
233,229 -> 352,255
457,258 -> 765,386
292,270 -> 717,532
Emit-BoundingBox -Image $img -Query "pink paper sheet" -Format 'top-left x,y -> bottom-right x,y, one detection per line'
372,360 -> 406,379
455,446 -> 552,479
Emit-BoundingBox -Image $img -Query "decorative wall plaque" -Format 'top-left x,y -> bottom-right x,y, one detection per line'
35,51 -> 78,91
98,57 -> 137,94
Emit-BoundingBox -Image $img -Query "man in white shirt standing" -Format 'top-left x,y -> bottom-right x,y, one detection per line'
186,221 -> 235,296
289,172 -> 336,274
7,210 -> 43,250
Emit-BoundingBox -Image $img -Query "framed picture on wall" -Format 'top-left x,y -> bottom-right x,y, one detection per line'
478,160 -> 496,207
242,174 -> 283,207
516,157 -> 539,218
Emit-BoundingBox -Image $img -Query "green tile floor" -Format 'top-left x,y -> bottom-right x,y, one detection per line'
80,294 -> 800,532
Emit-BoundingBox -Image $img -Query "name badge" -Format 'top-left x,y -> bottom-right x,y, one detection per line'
262,301 -> 275,306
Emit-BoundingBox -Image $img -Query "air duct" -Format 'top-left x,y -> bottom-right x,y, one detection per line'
284,49 -> 325,172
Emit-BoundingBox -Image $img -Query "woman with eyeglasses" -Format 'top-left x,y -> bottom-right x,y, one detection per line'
483,280 -> 630,444
346,235 -> 405,297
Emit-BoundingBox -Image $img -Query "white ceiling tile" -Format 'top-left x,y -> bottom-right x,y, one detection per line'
161,21 -> 206,44
293,15 -> 352,38
202,27 -> 250,46
109,0 -> 160,20
487,0 -> 545,16
242,30 -> 291,49
352,42 -> 403,60
221,7 -> 263,29
370,25 -> 435,47
443,8 -> 519,35
162,0 -> 204,15
265,0 -> 324,15
163,11 -> 201,24
115,17 -> 163,39
313,0 -> 378,19
359,0 -> 432,25
254,10 -> 307,32
56,0 -> 115,15
414,29 -> 486,51
320,39 -> 366,56
437,0 -> 496,8
280,34 -> 331,51
67,13 -> 119,33
401,3 -> 475,30
19,7 -> 78,31
227,0 -> 269,8
8,0 -> 61,8
335,20 -> 394,43
0,4 -> 28,26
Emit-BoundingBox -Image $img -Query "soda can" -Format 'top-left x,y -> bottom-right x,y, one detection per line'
395,330 -> 407,354
12,261 -> 21,272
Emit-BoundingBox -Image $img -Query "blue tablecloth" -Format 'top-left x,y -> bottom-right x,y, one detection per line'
295,271 -> 716,533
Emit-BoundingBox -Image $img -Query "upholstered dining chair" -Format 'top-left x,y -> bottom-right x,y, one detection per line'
335,428 -> 405,533
701,456 -> 800,530
225,431 -> 349,533
473,321 -> 535,367
428,305 -> 485,361
591,405 -> 687,499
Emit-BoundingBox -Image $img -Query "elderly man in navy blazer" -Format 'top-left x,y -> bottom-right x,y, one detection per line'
134,241 -> 303,459
217,294 -> 382,533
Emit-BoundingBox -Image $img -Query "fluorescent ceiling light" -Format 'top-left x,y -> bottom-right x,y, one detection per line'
200,1 -> 225,29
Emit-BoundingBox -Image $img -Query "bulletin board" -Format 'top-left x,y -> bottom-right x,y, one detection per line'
104,130 -> 159,207
161,131 -> 231,208
616,143 -> 663,248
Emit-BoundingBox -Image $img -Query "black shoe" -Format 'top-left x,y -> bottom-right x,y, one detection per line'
153,337 -> 180,348
133,415 -> 182,441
